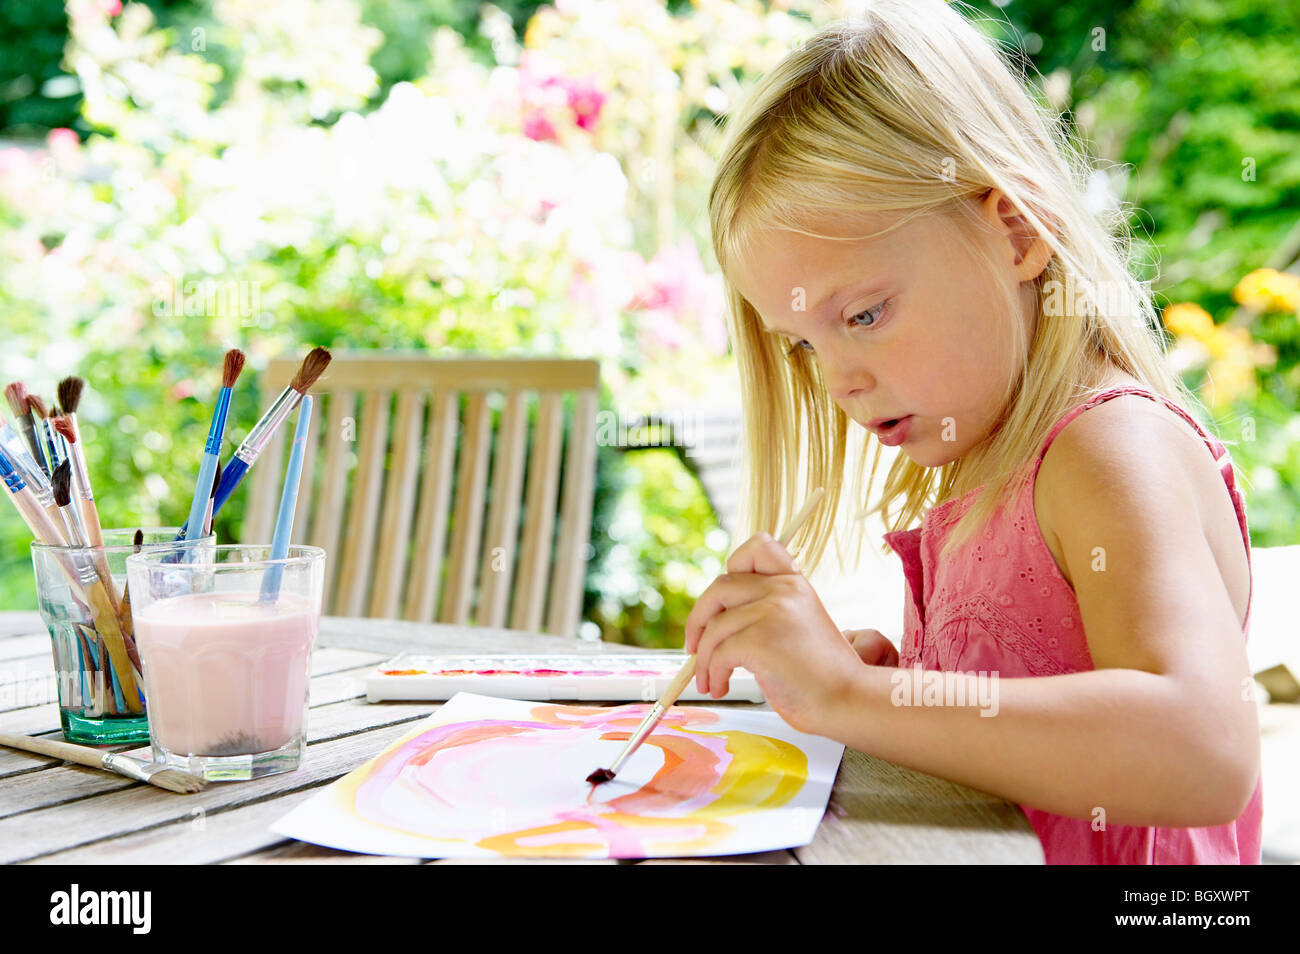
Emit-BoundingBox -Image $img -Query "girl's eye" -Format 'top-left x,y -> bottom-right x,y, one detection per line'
784,300 -> 888,355
847,300 -> 889,330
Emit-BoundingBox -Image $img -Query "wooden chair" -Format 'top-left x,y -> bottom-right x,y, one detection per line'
240,353 -> 601,637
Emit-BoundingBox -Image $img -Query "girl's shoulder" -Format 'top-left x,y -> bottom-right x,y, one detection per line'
1031,381 -> 1251,629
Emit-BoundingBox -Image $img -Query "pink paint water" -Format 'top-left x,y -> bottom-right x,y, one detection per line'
134,590 -> 318,756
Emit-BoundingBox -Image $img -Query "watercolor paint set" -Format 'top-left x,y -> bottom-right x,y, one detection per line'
364,652 -> 765,703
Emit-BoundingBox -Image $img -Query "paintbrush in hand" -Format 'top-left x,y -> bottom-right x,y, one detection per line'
181,349 -> 245,544
587,485 -> 827,786
177,346 -> 331,539
0,731 -> 205,793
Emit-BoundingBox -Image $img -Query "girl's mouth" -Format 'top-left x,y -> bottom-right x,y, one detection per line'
870,416 -> 913,446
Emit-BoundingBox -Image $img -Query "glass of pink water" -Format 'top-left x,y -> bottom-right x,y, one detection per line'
125,544 -> 326,781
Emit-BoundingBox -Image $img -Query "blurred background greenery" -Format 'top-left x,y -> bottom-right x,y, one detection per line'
1,0 -> 1297,646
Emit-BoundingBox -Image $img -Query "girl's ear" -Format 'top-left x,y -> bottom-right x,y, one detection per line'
979,188 -> 1053,282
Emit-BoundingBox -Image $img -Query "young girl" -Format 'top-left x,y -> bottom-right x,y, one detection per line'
686,0 -> 1263,864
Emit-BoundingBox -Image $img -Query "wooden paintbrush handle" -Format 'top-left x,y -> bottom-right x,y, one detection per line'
81,578 -> 142,714
0,730 -> 110,771
662,653 -> 697,708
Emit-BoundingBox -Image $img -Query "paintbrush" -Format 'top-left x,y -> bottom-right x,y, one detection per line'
4,382 -> 49,479
198,346 -> 331,529
587,486 -> 827,786
47,402 -> 70,468
51,411 -> 117,606
117,529 -> 145,649
0,445 -> 66,544
0,413 -> 63,536
181,349 -> 245,545
47,411 -> 89,543
203,458 -> 223,536
55,377 -> 109,551
55,378 -> 120,609
50,460 -> 86,547
0,731 -> 205,793
51,460 -> 124,714
259,396 -> 313,603
26,394 -> 61,472
52,460 -> 131,715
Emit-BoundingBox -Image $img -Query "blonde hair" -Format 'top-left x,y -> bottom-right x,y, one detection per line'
708,0 -> 1214,572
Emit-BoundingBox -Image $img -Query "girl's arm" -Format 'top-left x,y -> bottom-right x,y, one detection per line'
824,661 -> 1256,829
820,409 -> 1260,829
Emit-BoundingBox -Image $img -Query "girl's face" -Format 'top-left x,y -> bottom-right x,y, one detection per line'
727,192 -> 1048,468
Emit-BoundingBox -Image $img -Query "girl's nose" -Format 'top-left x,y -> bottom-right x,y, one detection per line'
821,359 -> 874,404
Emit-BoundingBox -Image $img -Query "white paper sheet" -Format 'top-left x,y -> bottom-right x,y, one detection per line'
269,692 -> 845,859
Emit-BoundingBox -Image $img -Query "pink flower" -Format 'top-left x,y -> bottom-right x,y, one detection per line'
68,0 -> 122,21
523,113 -> 559,142
516,53 -> 605,138
626,239 -> 729,357
172,380 -> 195,401
47,128 -> 80,165
561,75 -> 606,132
0,147 -> 33,174
47,128 -> 79,152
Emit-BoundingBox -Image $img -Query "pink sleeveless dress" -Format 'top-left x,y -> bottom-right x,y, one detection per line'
881,386 -> 1263,864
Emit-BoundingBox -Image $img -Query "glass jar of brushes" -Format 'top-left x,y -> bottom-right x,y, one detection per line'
31,529 -> 215,745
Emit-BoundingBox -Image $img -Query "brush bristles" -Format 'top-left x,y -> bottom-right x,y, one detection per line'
26,394 -> 48,419
52,415 -> 76,444
4,382 -> 28,418
222,348 -> 247,389
290,346 -> 332,394
57,376 -> 84,416
51,459 -> 73,508
133,529 -> 144,550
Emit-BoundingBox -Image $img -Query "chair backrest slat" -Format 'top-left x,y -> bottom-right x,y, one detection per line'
368,388 -> 425,619
439,392 -> 491,624
510,392 -> 563,633
290,397 -> 322,546
309,389 -> 356,604
403,390 -> 459,623
477,390 -> 528,629
546,391 -> 599,637
334,390 -> 391,617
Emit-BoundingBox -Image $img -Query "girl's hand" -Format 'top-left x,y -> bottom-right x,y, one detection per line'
842,628 -> 900,668
683,532 -> 863,736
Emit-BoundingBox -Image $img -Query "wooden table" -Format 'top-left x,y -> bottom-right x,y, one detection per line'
0,612 -> 1044,864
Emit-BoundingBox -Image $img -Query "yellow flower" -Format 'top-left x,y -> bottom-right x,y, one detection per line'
1163,302 -> 1215,341
1233,268 -> 1300,312
1200,355 -> 1256,412
1204,324 -> 1252,360
524,9 -> 557,49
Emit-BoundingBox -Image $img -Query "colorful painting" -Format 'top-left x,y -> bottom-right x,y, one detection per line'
270,692 -> 844,859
